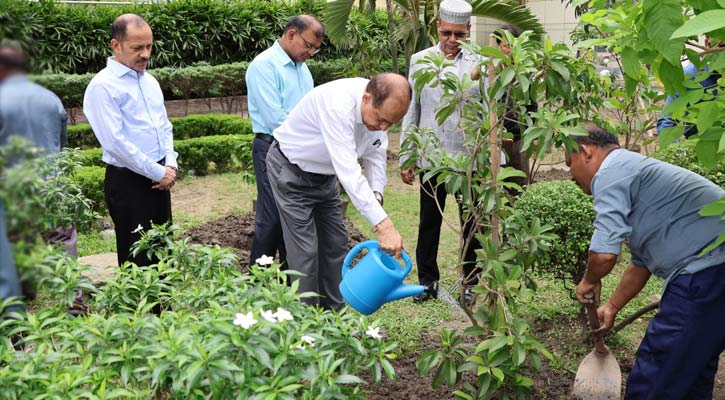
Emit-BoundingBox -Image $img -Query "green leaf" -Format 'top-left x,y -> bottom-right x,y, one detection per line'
659,126 -> 685,147
621,46 -> 641,80
700,198 -> 725,216
643,0 -> 686,66
695,136 -> 719,170
492,367 -> 505,382
696,101 -> 719,133
671,10 -> 725,39
335,374 -> 364,384
624,76 -> 639,97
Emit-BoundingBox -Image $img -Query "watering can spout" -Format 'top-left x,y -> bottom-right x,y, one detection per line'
385,284 -> 425,303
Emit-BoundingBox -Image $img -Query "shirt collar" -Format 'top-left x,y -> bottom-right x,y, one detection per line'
107,57 -> 144,78
271,40 -> 302,68
1,75 -> 28,85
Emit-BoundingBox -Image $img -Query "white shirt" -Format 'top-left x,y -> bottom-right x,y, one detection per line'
83,57 -> 177,182
273,78 -> 388,226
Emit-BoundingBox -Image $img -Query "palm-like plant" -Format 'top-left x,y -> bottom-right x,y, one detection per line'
326,0 -> 545,73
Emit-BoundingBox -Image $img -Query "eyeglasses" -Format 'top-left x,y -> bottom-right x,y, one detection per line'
438,30 -> 468,39
300,35 -> 321,55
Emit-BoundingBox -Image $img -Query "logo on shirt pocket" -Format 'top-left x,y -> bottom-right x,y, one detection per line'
372,139 -> 381,148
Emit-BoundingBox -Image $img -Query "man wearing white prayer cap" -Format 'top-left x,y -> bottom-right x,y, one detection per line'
400,0 -> 490,306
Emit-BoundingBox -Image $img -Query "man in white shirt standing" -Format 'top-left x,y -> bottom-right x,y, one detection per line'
400,0 -> 482,305
267,73 -> 410,311
83,14 -> 178,267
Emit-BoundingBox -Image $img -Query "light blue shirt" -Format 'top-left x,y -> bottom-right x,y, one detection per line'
0,75 -> 67,154
245,40 -> 314,135
589,149 -> 725,286
83,57 -> 177,182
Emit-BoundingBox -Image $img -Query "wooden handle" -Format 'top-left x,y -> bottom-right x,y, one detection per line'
585,303 -> 608,354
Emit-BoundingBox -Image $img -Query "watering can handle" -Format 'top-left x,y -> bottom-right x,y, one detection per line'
341,240 -> 413,277
585,303 -> 608,354
342,240 -> 378,278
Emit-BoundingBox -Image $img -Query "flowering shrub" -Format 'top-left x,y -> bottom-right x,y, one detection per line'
0,225 -> 397,398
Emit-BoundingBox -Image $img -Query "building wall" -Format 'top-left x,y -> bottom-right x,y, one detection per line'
470,0 -> 578,46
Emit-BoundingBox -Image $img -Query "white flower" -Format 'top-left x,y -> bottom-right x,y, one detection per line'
260,309 -> 276,322
301,335 -> 315,345
255,255 -> 274,266
365,326 -> 382,339
273,307 -> 293,322
233,312 -> 257,329
131,224 -> 143,233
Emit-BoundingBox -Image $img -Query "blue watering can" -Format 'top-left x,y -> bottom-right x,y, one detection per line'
339,240 -> 425,315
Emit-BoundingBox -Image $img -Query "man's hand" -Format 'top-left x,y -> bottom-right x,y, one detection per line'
373,217 -> 404,258
594,301 -> 620,333
400,167 -> 415,185
576,277 -> 602,305
152,166 -> 177,190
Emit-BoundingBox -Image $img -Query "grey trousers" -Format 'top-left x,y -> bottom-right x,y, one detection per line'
266,142 -> 347,311
0,201 -> 23,313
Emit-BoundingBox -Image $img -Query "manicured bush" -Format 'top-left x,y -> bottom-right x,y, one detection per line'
68,114 -> 253,149
71,165 -> 106,215
513,180 -> 595,286
654,140 -> 725,188
1,0 -> 395,74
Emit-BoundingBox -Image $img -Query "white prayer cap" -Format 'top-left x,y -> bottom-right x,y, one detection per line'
439,0 -> 472,24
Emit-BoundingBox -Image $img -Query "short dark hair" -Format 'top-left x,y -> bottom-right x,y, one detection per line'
495,25 -> 521,44
283,15 -> 325,39
0,41 -> 28,73
110,14 -> 149,41
573,124 -> 620,148
366,73 -> 411,108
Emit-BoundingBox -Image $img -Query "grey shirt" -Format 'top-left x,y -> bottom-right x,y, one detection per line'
590,149 -> 725,286
400,44 -> 485,168
0,75 -> 67,154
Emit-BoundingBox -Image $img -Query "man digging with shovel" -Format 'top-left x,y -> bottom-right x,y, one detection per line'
568,124 -> 725,399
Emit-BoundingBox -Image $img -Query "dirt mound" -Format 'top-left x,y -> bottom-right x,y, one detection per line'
183,212 -> 369,267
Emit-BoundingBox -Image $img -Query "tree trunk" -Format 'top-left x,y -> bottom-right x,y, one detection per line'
385,0 -> 399,74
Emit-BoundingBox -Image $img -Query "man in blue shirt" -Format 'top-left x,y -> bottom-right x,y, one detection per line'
84,14 -> 178,267
0,43 -> 70,315
569,124 -> 725,399
245,15 -> 324,267
656,37 -> 723,139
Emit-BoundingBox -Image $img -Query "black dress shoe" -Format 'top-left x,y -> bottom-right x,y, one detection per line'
460,288 -> 476,307
413,281 -> 438,303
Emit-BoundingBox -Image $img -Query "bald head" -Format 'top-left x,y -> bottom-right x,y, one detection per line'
110,14 -> 150,41
366,73 -> 412,108
0,42 -> 28,79
361,73 -> 412,131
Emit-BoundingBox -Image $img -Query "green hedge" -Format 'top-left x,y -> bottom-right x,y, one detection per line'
71,166 -> 106,215
654,140 -> 725,188
68,113 -> 252,149
74,134 -> 253,214
79,134 -> 253,175
1,0 -> 396,74
513,180 -> 595,286
31,57 -> 404,111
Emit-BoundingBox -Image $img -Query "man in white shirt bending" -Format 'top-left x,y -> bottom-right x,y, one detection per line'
83,14 -> 178,267
267,73 -> 410,311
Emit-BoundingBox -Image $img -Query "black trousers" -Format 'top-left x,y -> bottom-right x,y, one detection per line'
416,173 -> 481,286
104,163 -> 172,267
250,134 -> 286,266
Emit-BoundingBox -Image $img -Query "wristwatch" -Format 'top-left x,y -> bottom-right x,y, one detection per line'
374,191 -> 384,206
169,165 -> 179,174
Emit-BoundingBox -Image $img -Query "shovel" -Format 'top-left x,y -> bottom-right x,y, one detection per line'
572,303 -> 622,399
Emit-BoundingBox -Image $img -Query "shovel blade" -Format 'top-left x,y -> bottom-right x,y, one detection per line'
572,350 -> 622,399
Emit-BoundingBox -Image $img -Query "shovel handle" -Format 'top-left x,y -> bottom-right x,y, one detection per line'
585,303 -> 608,354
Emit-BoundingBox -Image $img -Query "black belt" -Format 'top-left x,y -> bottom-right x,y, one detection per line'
255,133 -> 274,144
107,157 -> 165,172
